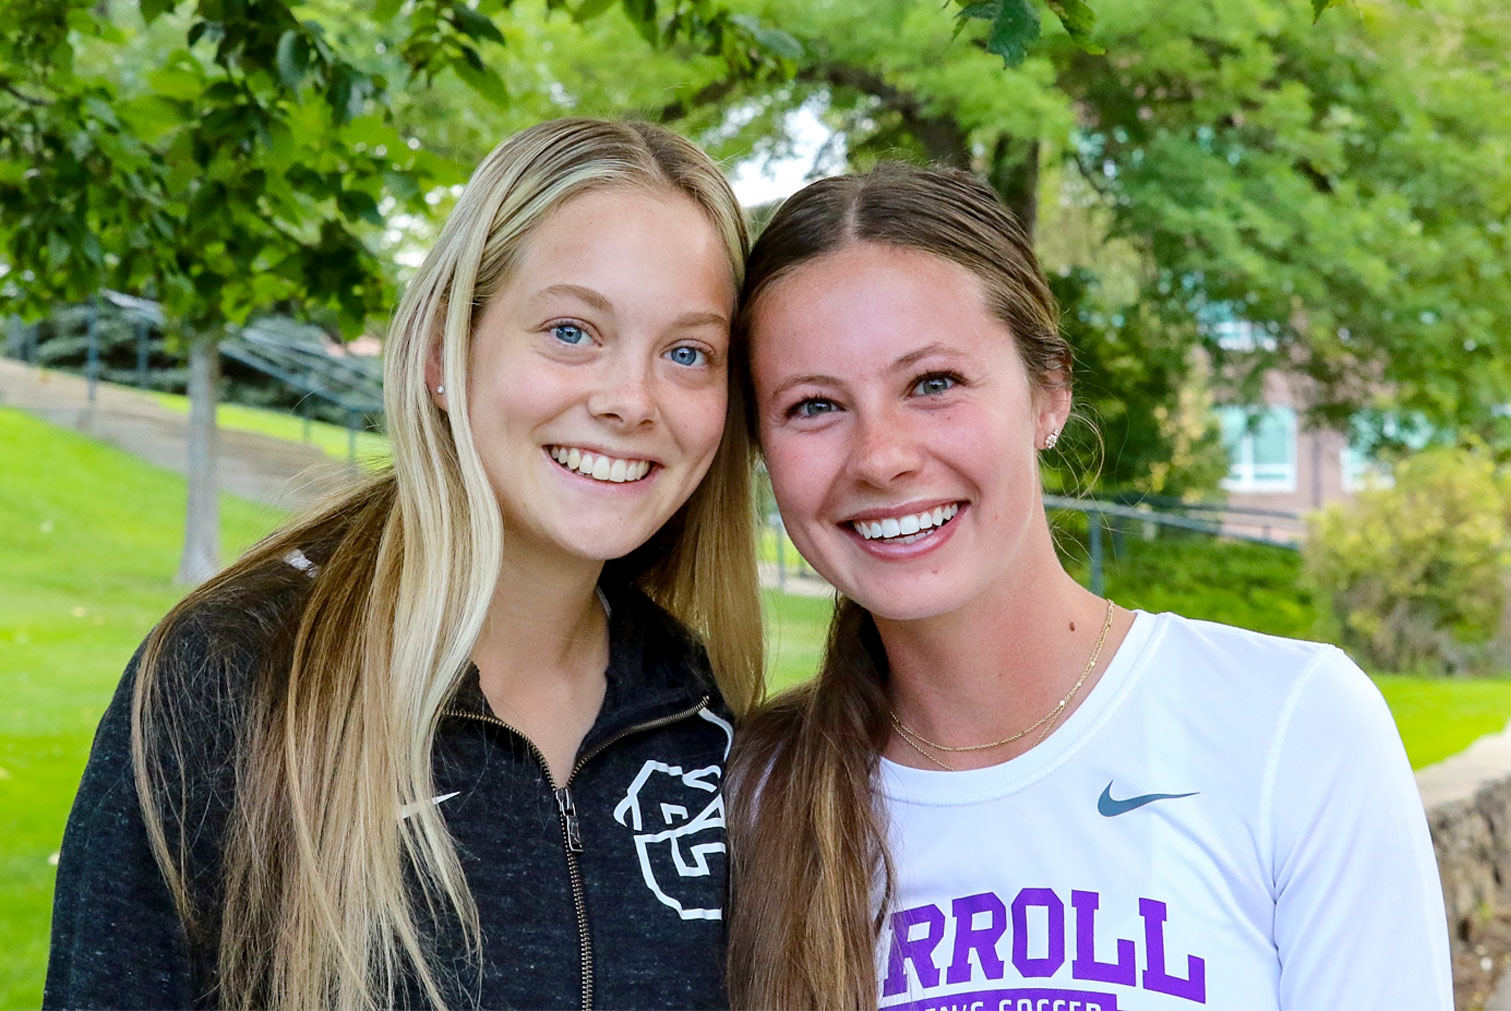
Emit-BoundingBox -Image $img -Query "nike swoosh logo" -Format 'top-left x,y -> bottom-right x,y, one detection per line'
1098,781 -> 1198,817
399,791 -> 460,821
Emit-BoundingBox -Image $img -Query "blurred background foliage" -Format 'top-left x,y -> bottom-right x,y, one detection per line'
8,0 -> 1509,502
1307,446 -> 1511,675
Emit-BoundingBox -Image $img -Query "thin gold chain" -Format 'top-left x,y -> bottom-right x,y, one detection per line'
889,598 -> 1116,765
892,722 -> 957,771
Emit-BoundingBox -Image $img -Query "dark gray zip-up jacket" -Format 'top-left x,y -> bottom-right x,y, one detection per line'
44,567 -> 734,1010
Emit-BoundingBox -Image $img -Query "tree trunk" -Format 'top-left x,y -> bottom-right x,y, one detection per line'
990,136 -> 1040,240
175,335 -> 220,585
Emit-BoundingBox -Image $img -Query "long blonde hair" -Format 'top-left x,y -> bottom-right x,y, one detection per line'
131,118 -> 762,1010
726,163 -> 1070,1009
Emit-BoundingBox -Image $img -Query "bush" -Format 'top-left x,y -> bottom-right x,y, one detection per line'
1305,448 -> 1511,675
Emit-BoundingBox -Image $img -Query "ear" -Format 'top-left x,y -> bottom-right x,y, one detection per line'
1034,363 -> 1073,450
424,333 -> 447,412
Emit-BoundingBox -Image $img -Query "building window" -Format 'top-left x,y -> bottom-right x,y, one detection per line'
1341,443 -> 1392,492
1217,405 -> 1298,492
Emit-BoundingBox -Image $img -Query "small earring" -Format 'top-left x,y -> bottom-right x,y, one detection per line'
1042,430 -> 1060,450
435,384 -> 445,395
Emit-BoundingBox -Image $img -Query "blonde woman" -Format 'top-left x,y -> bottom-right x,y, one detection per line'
727,164 -> 1451,1010
45,119 -> 762,1011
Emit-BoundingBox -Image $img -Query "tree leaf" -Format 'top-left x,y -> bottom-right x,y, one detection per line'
448,4 -> 506,45
1043,0 -> 1102,52
451,47 -> 509,104
1310,0 -> 1368,19
986,0 -> 1040,67
140,0 -> 177,24
275,30 -> 309,90
336,189 -> 384,226
571,0 -> 617,23
620,0 -> 659,46
731,14 -> 803,60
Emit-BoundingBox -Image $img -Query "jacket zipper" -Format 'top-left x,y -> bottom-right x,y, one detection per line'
444,695 -> 711,1010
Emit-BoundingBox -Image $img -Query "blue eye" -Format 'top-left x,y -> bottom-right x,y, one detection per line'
913,373 -> 957,397
791,398 -> 836,419
551,323 -> 587,345
667,345 -> 707,367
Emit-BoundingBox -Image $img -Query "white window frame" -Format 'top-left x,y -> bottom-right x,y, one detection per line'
1218,405 -> 1298,493
1341,443 -> 1393,492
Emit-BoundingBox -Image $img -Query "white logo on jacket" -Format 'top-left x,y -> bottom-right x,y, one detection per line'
611,709 -> 732,920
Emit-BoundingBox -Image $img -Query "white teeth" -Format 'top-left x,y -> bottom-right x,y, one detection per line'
548,447 -> 653,484
853,504 -> 961,541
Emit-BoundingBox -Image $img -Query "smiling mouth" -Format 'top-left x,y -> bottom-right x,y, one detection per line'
547,446 -> 654,484
850,503 -> 961,544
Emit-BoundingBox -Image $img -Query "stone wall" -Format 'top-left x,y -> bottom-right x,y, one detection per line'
1430,776 -> 1511,949
1417,723 -> 1511,1007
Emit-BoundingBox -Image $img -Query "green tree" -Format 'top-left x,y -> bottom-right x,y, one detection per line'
0,0 -> 791,581
656,0 -> 1511,493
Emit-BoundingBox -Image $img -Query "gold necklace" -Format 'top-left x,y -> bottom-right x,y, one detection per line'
893,723 -> 956,771
889,599 -> 1116,769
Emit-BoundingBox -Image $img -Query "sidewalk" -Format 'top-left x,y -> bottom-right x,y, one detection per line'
0,359 -> 355,511
0,359 -> 836,595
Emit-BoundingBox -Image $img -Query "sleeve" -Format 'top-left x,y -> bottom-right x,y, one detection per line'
43,653 -> 201,1010
1265,647 -> 1453,1011
44,610 -> 250,1011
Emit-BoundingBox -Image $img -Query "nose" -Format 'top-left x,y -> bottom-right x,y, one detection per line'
848,409 -> 922,487
586,357 -> 658,429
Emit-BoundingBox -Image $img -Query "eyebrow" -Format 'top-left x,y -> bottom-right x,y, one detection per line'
891,342 -> 958,370
526,283 -> 730,330
766,342 -> 964,400
527,283 -> 613,313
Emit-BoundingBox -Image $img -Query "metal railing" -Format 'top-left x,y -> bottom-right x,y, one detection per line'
760,496 -> 1302,596
1044,494 -> 1300,596
6,292 -> 386,464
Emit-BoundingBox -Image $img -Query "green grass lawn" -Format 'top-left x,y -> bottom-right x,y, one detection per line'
758,523 -> 1511,771
0,408 -> 282,1009
1,406 -> 1507,1006
1375,675 -> 1511,769
150,390 -> 391,467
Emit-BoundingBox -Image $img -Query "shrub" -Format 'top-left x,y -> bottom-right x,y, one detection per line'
1305,448 -> 1511,675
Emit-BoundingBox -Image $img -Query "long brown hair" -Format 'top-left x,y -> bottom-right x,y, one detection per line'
726,163 -> 1071,1009
131,118 -> 763,1011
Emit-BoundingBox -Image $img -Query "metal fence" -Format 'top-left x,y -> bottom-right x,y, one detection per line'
760,495 -> 1302,596
6,292 -> 385,465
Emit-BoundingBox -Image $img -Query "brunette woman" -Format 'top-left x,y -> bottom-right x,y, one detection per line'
46,118 -> 761,1011
728,163 -> 1450,1010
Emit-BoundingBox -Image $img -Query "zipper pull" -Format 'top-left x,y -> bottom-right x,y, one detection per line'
554,786 -> 584,853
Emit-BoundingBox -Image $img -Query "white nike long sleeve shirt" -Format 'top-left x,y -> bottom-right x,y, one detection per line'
875,611 -> 1452,1011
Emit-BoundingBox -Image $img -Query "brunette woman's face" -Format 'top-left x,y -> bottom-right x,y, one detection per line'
749,242 -> 1069,621
461,187 -> 735,570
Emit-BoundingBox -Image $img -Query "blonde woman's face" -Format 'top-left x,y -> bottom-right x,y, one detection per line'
466,187 -> 735,571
